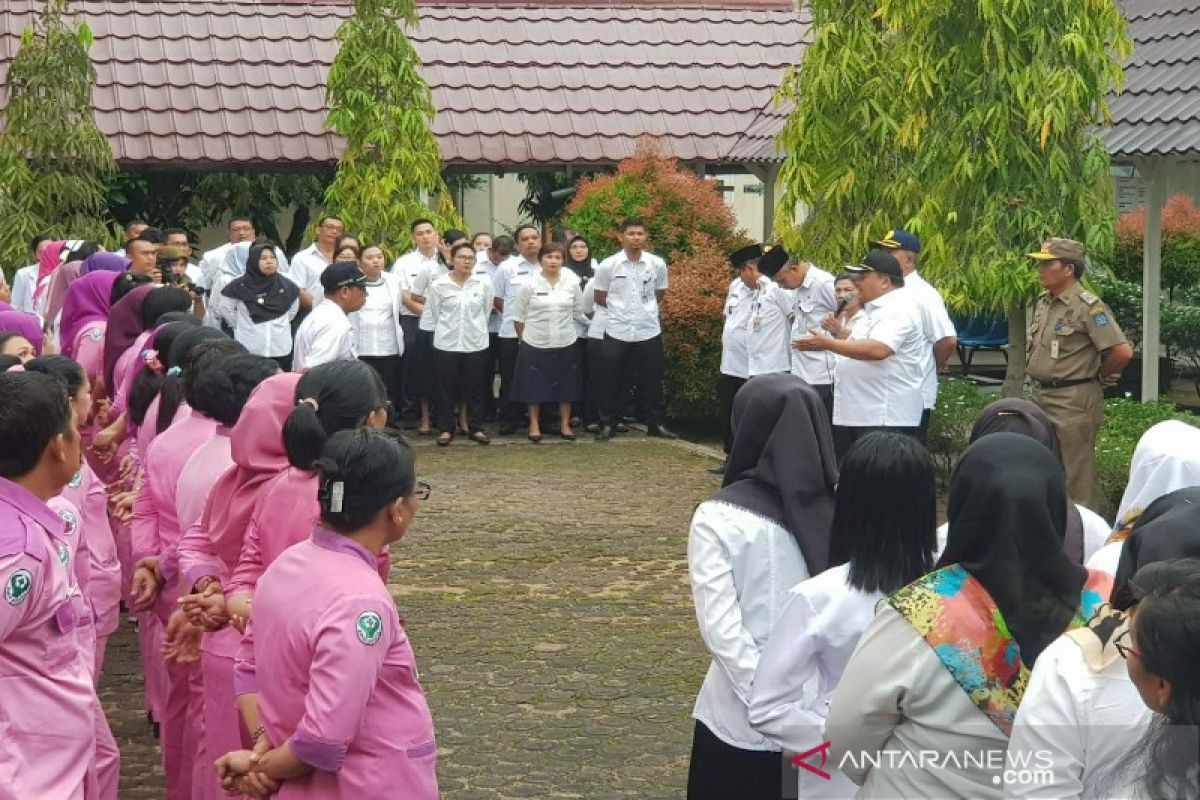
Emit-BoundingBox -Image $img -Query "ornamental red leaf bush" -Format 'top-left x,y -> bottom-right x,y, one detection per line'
1111,193 -> 1200,292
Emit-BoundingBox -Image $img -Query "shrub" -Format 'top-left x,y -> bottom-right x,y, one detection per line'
1111,193 -> 1200,293
659,236 -> 731,421
926,379 -> 992,489
1097,399 -> 1200,510
563,138 -> 743,258
1161,304 -> 1200,395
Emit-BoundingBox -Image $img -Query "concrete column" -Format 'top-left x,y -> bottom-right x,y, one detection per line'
1141,160 -> 1165,402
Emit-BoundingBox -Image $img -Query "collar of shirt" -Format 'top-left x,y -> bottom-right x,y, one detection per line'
311,525 -> 378,570
865,288 -> 904,313
300,243 -> 330,265
0,476 -> 66,544
1047,281 -> 1083,306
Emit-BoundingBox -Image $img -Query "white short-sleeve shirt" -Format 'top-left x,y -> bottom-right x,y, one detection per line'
292,300 -> 356,371
473,251 -> 505,334
593,250 -> 668,342
720,279 -> 753,379
392,250 -> 441,318
289,244 -> 331,301
902,271 -> 957,409
581,276 -> 608,341
425,273 -> 495,353
492,256 -> 541,339
787,265 -> 839,386
747,279 -> 794,377
833,288 -> 926,427
514,273 -> 583,350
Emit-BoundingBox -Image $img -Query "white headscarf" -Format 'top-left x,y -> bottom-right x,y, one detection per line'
220,241 -> 252,279
1114,420 -> 1200,531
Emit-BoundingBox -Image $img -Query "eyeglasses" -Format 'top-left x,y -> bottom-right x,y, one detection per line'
412,481 -> 431,501
1114,628 -> 1142,661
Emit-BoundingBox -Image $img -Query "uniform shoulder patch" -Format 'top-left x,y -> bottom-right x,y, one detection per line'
356,610 -> 383,646
68,471 -> 83,489
5,569 -> 32,605
58,509 -> 78,534
1091,311 -> 1110,327
1079,291 -> 1099,305
87,328 -> 104,341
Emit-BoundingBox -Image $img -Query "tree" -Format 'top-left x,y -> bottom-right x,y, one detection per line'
775,0 -> 1131,394
0,0 -> 117,271
323,0 -> 460,253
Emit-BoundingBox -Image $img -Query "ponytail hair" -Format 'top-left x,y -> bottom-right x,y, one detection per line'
128,320 -> 196,427
190,354 -> 279,426
313,428 -> 415,532
283,360 -> 387,471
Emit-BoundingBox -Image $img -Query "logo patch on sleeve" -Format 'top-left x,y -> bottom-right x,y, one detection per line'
5,569 -> 32,606
58,509 -> 78,534
1092,312 -> 1110,327
356,611 -> 383,645
68,471 -> 83,488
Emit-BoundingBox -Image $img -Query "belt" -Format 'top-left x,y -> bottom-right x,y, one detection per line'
1031,377 -> 1096,390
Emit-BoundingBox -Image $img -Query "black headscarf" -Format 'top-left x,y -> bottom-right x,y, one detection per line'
969,398 -> 1086,563
713,374 -> 839,572
1111,486 -> 1200,610
939,433 -> 1087,666
565,236 -> 594,282
221,241 -> 300,323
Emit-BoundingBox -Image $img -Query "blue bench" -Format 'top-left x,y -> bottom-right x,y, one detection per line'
953,314 -> 1009,376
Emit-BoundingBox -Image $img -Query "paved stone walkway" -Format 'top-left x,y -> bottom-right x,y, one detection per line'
101,435 -> 721,798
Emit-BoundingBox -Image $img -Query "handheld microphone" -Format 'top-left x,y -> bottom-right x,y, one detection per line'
835,298 -> 848,316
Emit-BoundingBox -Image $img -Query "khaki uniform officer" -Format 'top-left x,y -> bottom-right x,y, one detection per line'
1026,238 -> 1133,515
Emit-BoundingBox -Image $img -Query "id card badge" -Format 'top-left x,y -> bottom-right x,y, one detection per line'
1051,339 -> 1060,359
752,316 -> 763,332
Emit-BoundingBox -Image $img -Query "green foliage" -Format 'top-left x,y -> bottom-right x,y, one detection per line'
1096,399 -> 1199,509
0,0 -> 117,270
323,0 -> 460,253
1161,304 -> 1200,396
518,171 -> 600,229
925,382 -> 1200,511
564,140 -> 744,258
775,0 -> 1131,315
658,237 -> 730,421
926,379 -> 992,488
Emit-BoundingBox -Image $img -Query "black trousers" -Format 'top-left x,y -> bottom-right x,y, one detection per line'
717,374 -> 747,455
398,316 -> 420,415
432,348 -> 488,434
359,354 -> 403,410
917,407 -> 932,443
497,336 -> 522,425
599,334 -> 664,426
483,332 -> 500,417
686,720 -> 782,800
584,338 -> 605,425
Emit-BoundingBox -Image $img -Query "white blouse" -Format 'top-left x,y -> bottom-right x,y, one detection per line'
351,273 -> 404,358
514,273 -> 583,350
828,603 -> 1011,798
1006,633 -> 1150,799
425,273 -> 495,353
229,301 -> 299,358
688,500 -> 809,752
581,276 -> 608,340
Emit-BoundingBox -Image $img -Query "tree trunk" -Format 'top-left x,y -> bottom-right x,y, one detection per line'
1002,303 -> 1027,397
286,205 -> 312,258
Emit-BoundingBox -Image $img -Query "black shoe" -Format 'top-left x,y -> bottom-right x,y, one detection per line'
707,461 -> 726,475
596,425 -> 615,441
498,422 -> 515,436
647,424 -> 677,439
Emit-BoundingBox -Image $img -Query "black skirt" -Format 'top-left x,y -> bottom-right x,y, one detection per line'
509,341 -> 580,404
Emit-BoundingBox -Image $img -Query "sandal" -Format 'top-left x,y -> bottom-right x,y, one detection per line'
470,431 -> 491,445
528,433 -> 542,444
437,432 -> 453,447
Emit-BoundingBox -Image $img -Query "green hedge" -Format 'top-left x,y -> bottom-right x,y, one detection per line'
927,380 -> 1199,510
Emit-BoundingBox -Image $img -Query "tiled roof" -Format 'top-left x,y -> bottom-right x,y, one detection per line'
0,0 -> 810,168
1103,0 -> 1200,159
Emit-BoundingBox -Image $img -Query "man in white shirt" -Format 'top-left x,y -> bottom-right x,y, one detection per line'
198,217 -> 257,291
289,214 -> 345,304
8,235 -> 51,315
793,250 -> 925,457
392,218 -> 443,420
113,219 -> 149,257
474,234 -> 512,420
593,218 -> 674,440
292,262 -> 368,371
713,244 -> 762,473
760,245 -> 839,418
492,225 -> 543,434
871,229 -> 957,441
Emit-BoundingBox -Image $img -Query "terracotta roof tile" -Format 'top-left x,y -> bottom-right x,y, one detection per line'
0,0 -> 809,167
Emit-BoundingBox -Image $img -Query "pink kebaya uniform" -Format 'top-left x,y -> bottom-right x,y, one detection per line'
0,479 -> 96,800
235,530 -> 438,799
131,407 -> 217,800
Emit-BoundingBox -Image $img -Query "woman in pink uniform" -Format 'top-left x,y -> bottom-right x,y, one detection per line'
130,335 -> 245,800
0,370 -> 96,800
225,360 -> 390,621
220,428 -> 437,799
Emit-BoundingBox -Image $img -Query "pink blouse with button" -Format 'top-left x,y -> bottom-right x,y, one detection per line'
0,479 -> 96,800
235,529 -> 437,800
